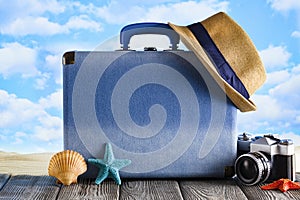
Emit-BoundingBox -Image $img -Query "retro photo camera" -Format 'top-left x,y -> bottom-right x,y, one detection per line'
235,133 -> 295,186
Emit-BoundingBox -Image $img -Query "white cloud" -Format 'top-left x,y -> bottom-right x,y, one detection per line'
44,54 -> 62,85
291,30 -> 300,38
12,138 -> 24,145
85,0 -> 229,25
1,15 -> 102,36
15,132 -> 27,138
268,0 -> 300,12
238,90 -> 300,132
292,64 -> 300,73
241,94 -> 283,121
0,0 -> 65,25
44,41 -> 97,54
0,42 -> 55,89
265,70 -> 291,85
33,115 -> 62,141
0,41 -> 95,90
1,17 -> 67,36
12,132 -> 27,144
269,74 -> 300,96
0,90 -> 42,128
0,90 -> 62,142
0,1 -> 64,37
39,89 -> 62,110
0,90 -> 43,127
269,74 -> 300,109
34,73 -> 51,90
66,15 -> 102,32
2,0 -> 225,36
73,0 -> 229,51
32,126 -> 61,141
0,42 -> 39,78
259,45 -> 291,70
143,0 -> 229,24
92,1 -> 145,24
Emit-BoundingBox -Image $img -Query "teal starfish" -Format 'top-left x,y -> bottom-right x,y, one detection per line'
88,143 -> 131,185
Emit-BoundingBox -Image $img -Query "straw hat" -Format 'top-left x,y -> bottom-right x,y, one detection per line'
168,12 -> 266,112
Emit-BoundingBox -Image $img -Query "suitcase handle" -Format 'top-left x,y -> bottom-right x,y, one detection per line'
120,22 -> 180,50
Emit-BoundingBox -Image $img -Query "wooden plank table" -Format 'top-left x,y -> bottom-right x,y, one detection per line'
0,173 -> 299,199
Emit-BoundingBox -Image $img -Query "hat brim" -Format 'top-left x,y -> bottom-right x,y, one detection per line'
168,23 -> 256,112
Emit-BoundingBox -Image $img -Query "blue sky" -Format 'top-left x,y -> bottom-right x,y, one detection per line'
0,0 -> 300,153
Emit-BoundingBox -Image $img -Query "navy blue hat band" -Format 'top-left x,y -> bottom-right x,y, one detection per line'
188,22 -> 250,99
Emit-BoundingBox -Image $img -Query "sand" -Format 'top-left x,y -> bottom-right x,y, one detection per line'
0,147 -> 300,175
0,151 -> 54,175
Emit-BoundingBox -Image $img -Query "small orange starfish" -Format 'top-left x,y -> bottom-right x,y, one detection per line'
261,178 -> 300,192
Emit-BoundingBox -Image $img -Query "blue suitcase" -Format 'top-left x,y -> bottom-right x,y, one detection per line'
63,23 -> 238,178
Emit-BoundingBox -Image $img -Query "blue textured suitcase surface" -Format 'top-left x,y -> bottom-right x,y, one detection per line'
63,23 -> 238,178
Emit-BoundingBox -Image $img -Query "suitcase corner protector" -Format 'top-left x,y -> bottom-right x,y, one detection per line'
63,51 -> 76,65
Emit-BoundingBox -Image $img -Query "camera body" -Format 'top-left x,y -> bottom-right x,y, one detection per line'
235,133 -> 295,186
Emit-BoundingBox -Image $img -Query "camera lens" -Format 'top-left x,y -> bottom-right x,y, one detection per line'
235,152 -> 271,185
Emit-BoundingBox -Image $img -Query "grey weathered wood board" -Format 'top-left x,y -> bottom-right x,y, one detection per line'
0,175 -> 60,200
120,180 -> 184,200
0,174 -> 300,199
180,179 -> 248,200
0,174 -> 9,191
57,178 -> 119,200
